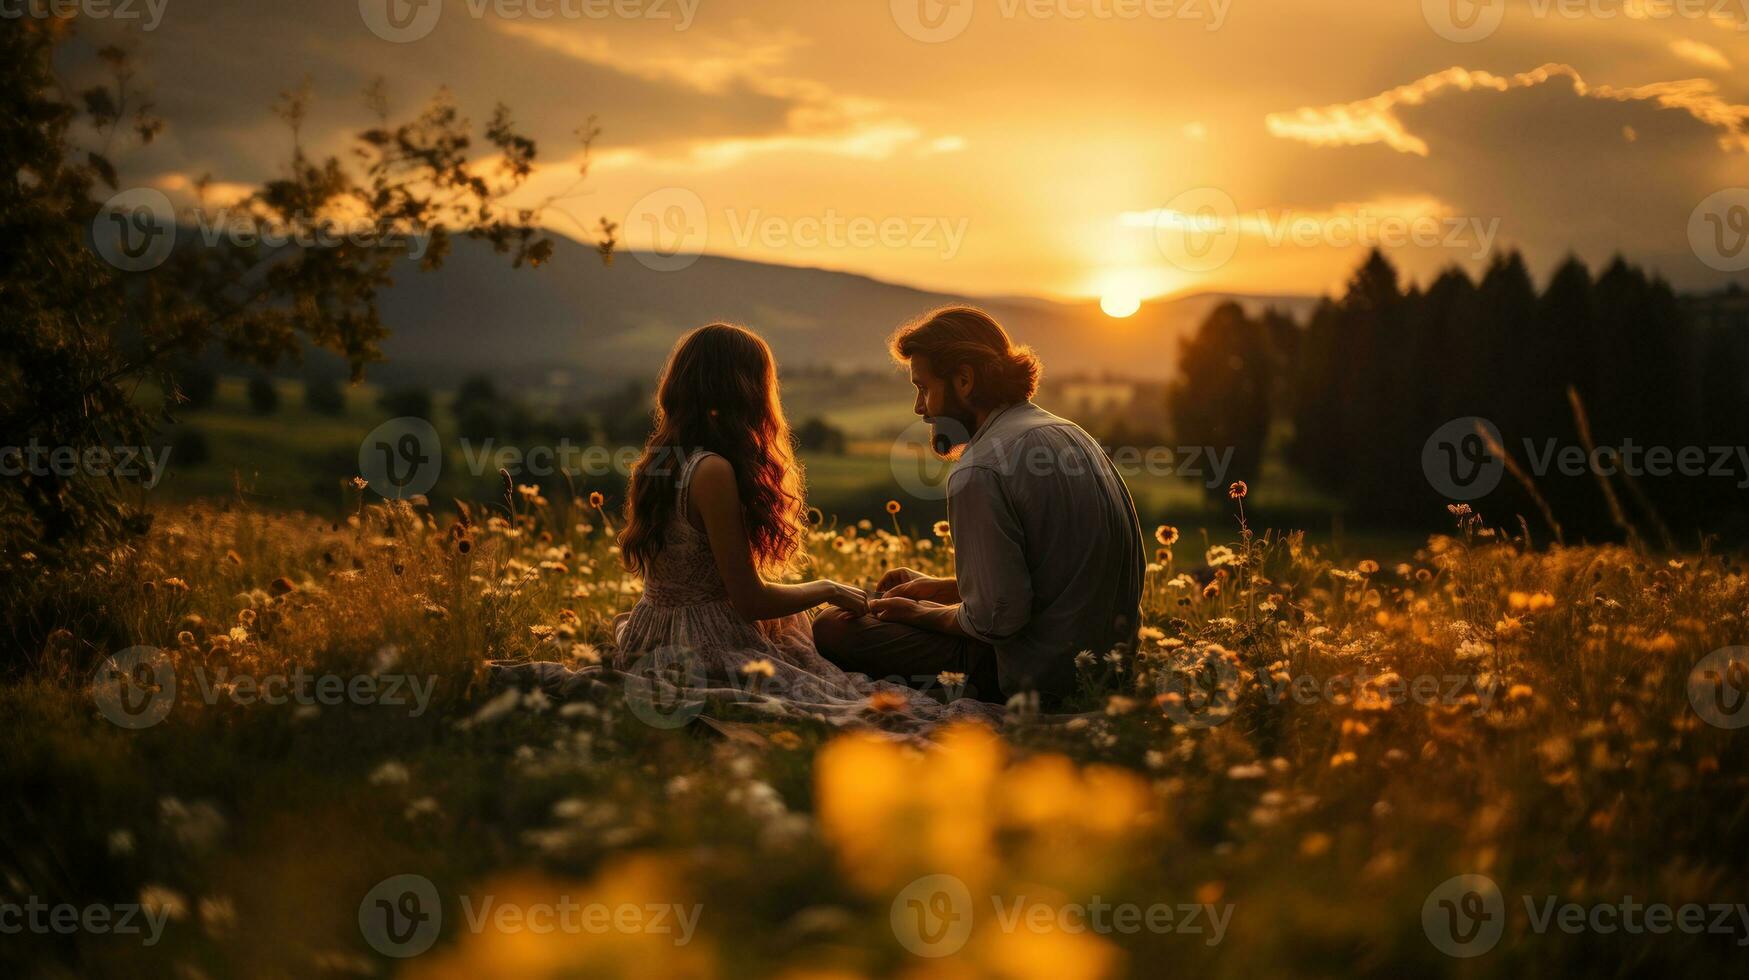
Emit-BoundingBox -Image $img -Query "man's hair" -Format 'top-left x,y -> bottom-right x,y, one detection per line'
888,306 -> 1042,409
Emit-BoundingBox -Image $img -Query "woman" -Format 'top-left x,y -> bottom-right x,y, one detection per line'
613,323 -> 867,674
497,322 -> 998,729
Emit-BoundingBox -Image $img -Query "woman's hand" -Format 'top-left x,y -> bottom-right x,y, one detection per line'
869,595 -> 928,624
820,580 -> 869,616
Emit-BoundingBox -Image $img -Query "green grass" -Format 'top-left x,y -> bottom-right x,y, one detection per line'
4,495 -> 1747,977
155,377 -> 1366,555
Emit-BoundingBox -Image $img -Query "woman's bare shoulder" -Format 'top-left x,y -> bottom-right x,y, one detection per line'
688,453 -> 738,500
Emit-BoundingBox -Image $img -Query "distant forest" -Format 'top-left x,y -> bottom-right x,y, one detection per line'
1171,249 -> 1749,542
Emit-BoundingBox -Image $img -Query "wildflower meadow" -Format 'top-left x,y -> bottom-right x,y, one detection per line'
6,486 -> 1747,977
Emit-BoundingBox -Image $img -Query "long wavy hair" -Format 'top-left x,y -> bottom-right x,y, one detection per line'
618,323 -> 806,575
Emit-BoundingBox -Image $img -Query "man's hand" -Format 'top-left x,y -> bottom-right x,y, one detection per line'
877,567 -> 960,603
868,597 -> 969,637
876,567 -> 924,593
869,596 -> 933,625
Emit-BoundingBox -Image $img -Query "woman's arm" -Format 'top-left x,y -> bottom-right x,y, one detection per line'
689,455 -> 865,621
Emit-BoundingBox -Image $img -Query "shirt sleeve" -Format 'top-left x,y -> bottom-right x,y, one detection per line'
947,465 -> 1033,643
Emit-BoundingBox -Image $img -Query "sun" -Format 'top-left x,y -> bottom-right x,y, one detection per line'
1100,291 -> 1142,319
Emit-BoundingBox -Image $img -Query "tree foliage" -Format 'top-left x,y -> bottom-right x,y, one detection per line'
0,19 -> 616,560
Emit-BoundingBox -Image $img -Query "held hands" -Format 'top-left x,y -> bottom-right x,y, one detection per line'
875,566 -> 957,603
869,595 -> 933,625
820,580 -> 869,616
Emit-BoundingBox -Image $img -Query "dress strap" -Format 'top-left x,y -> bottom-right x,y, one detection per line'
677,450 -> 720,523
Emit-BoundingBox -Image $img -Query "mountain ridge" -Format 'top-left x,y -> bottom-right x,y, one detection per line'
344,233 -> 1319,386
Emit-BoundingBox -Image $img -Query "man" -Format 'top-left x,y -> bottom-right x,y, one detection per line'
813,306 -> 1146,705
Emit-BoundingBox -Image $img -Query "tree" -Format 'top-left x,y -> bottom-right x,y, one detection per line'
305,377 -> 346,416
378,386 -> 433,421
796,417 -> 848,455
452,374 -> 502,441
247,375 -> 280,415
0,18 -> 616,555
175,361 -> 219,410
1169,302 -> 1273,502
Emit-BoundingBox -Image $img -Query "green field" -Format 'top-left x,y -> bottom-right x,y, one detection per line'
154,377 -> 1370,553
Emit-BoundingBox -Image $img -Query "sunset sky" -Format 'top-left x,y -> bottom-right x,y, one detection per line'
71,0 -> 1749,304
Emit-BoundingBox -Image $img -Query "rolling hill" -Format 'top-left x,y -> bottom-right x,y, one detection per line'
364,233 -> 1317,387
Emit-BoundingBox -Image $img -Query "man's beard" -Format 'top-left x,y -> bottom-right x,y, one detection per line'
927,389 -> 979,458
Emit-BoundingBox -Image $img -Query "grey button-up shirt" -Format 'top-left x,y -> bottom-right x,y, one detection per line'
947,401 -> 1145,697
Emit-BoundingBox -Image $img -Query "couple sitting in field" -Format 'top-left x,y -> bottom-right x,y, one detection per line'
607,307 -> 1144,718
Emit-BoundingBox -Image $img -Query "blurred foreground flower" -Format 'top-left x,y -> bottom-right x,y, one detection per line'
406,855 -> 713,980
